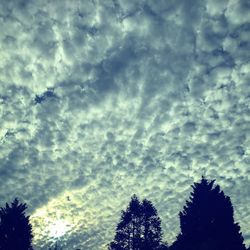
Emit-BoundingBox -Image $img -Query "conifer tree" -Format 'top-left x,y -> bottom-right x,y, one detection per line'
109,195 -> 167,250
171,176 -> 246,250
141,199 -> 164,249
0,198 -> 33,250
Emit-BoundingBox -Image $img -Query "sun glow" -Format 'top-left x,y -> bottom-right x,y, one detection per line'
48,220 -> 70,238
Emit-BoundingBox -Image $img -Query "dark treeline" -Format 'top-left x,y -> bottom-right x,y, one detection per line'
0,177 -> 249,250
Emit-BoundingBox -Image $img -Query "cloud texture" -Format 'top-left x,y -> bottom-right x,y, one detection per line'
0,0 -> 250,249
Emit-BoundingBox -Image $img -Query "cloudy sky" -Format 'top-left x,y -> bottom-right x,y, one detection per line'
0,0 -> 250,249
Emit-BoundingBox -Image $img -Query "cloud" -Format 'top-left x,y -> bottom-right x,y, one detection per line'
0,0 -> 249,249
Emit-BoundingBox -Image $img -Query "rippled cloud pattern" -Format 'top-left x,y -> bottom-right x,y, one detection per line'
0,0 -> 250,249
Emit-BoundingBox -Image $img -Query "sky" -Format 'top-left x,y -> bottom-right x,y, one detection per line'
0,0 -> 250,249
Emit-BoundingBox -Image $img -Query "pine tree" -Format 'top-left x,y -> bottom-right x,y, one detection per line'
109,195 -> 168,250
141,199 -> 164,249
0,198 -> 33,250
170,176 -> 246,250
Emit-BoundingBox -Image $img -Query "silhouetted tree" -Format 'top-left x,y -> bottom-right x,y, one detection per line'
170,176 -> 246,250
0,198 -> 33,250
109,195 -> 168,250
141,199 -> 168,250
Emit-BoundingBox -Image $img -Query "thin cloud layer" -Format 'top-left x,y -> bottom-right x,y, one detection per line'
0,0 -> 249,249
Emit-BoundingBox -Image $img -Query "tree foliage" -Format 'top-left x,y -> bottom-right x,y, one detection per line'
171,176 -> 246,250
0,198 -> 33,250
109,195 -> 168,250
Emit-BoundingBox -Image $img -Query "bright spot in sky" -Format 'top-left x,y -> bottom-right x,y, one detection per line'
48,220 -> 70,238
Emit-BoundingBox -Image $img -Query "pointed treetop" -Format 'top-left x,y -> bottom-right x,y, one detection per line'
0,198 -> 33,250
109,195 -> 168,250
173,176 -> 246,250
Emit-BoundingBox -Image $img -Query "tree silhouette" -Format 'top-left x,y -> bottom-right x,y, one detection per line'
109,195 -> 168,250
0,198 -> 33,250
170,176 -> 246,250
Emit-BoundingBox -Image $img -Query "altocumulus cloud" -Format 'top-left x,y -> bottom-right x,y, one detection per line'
0,0 -> 250,249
